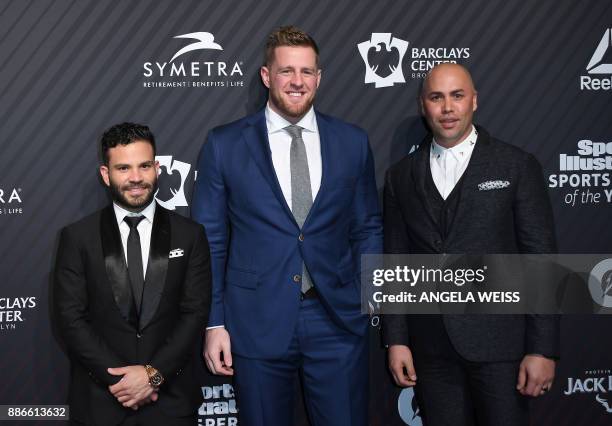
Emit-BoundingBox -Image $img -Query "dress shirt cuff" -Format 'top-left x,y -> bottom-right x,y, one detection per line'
206,325 -> 225,330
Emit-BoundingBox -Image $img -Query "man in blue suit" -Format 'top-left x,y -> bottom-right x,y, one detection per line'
192,26 -> 382,426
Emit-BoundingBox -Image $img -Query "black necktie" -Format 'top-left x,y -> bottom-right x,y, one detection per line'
124,216 -> 145,314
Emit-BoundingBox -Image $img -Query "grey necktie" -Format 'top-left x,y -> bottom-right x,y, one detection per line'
285,124 -> 314,294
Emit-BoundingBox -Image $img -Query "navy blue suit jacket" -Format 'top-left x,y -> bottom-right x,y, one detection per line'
192,108 -> 382,359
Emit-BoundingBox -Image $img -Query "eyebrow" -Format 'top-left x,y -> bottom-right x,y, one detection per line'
112,160 -> 154,169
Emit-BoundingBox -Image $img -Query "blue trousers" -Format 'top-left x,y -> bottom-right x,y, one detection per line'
232,297 -> 368,426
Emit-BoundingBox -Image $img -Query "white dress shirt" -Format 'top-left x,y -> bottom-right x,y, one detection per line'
265,103 -> 322,209
430,126 -> 478,199
113,200 -> 156,278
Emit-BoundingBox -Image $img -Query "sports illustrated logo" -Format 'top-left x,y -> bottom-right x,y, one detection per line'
358,33 -> 470,88
564,369 -> 612,414
588,259 -> 612,308
548,139 -> 612,208
580,28 -> 612,91
143,32 -> 245,89
198,384 -> 238,425
0,297 -> 36,330
155,155 -> 191,210
0,186 -> 23,216
358,33 -> 409,88
398,388 -> 422,425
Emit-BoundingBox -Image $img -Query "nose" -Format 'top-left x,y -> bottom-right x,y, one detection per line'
442,97 -> 453,113
290,72 -> 304,88
128,168 -> 143,182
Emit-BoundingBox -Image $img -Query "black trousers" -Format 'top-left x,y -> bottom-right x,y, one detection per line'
411,317 -> 528,426
70,407 -> 196,426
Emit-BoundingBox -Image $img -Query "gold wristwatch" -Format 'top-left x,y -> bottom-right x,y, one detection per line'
144,364 -> 164,387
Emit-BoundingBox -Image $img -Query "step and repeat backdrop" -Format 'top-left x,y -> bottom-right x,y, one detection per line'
1,0 -> 612,424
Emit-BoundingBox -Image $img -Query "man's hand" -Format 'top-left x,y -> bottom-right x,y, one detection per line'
388,344 -> 417,387
107,366 -> 156,409
204,327 -> 233,376
516,354 -> 555,397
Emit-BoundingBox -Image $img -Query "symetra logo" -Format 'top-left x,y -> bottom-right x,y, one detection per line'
358,33 -> 470,88
143,32 -> 244,89
155,156 -> 191,210
0,186 -> 23,216
358,33 -> 409,88
580,28 -> 612,91
170,32 -> 222,62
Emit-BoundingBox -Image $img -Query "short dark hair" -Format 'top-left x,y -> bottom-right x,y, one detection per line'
264,26 -> 319,67
100,122 -> 156,165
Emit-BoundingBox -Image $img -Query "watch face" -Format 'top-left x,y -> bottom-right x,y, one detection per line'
151,373 -> 163,386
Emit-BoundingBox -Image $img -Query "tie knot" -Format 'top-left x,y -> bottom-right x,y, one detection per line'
284,125 -> 303,140
124,215 -> 144,229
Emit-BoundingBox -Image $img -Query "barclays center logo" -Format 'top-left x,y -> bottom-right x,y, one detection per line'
142,32 -> 245,89
155,155 -> 191,210
357,33 -> 470,88
358,33 -> 409,88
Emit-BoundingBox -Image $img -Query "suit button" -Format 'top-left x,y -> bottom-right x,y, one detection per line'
298,233 -> 304,242
293,274 -> 301,283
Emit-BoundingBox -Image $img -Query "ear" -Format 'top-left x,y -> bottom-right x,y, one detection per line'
419,96 -> 425,116
472,91 -> 478,112
100,165 -> 110,187
315,69 -> 321,89
154,159 -> 160,176
260,66 -> 271,88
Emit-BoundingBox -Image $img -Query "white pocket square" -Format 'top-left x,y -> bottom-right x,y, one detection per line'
169,248 -> 184,258
478,180 -> 510,191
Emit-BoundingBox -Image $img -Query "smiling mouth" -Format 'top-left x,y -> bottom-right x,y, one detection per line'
439,118 -> 458,128
287,91 -> 305,98
124,186 -> 149,196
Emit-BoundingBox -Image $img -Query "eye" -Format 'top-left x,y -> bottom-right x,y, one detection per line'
118,166 -> 129,171
279,69 -> 292,76
430,94 -> 441,101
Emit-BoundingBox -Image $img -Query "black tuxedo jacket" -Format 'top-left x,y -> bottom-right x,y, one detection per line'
54,204 -> 210,425
382,127 -> 559,362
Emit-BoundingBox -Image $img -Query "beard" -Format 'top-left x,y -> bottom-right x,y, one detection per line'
268,89 -> 315,120
109,178 -> 157,212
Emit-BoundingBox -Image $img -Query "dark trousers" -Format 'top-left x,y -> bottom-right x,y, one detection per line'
412,317 -> 528,426
232,297 -> 368,426
70,407 -> 196,426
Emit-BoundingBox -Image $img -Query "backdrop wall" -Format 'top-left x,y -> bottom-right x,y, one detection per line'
1,0 -> 611,424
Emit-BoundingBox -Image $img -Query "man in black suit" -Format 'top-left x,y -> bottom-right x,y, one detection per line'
54,123 -> 210,426
383,64 -> 559,426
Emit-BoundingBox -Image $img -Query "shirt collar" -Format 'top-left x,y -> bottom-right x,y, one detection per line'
431,125 -> 478,159
113,200 -> 156,227
265,102 -> 318,134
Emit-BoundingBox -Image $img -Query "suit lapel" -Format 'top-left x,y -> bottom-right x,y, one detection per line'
139,205 -> 170,330
100,206 -> 138,328
412,138 -> 439,228
242,110 -> 298,228
446,128 -> 492,242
